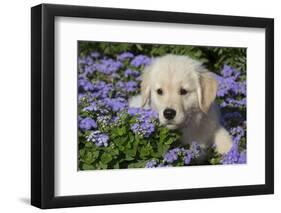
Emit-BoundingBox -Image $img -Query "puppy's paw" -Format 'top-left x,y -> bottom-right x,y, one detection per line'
214,127 -> 233,154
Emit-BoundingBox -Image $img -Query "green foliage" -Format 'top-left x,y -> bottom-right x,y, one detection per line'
79,110 -> 182,170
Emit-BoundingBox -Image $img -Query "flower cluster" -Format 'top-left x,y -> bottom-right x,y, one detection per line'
79,117 -> 97,131
87,130 -> 109,147
130,55 -> 151,67
217,65 -> 247,164
78,52 -> 152,148
221,144 -> 246,164
216,65 -> 246,108
128,108 -> 158,138
146,141 -> 202,168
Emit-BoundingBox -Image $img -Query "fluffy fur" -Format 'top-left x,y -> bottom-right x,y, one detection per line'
129,54 -> 232,154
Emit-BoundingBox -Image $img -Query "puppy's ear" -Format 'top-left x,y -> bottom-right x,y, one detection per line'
141,65 -> 152,107
197,71 -> 218,113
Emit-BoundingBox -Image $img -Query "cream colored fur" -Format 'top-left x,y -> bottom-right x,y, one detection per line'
129,54 -> 232,154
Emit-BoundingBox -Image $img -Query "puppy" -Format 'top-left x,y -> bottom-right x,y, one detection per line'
129,54 -> 232,154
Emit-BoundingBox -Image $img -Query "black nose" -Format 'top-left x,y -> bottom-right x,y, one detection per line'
163,108 -> 176,120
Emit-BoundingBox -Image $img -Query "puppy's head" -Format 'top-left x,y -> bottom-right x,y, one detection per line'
141,55 -> 217,129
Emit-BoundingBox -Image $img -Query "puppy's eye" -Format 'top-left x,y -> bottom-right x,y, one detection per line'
157,88 -> 163,95
180,88 -> 188,95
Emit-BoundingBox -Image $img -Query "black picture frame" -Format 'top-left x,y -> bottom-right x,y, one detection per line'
31,3 -> 274,209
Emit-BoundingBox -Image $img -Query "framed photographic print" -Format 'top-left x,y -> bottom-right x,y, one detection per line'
31,3 -> 274,209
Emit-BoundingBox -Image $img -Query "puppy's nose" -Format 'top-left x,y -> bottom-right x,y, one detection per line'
163,108 -> 176,120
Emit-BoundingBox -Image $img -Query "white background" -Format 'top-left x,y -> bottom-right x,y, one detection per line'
55,18 -> 265,196
0,0 -> 279,212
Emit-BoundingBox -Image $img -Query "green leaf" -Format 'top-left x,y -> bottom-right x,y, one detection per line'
99,162 -> 108,169
108,148 -> 119,156
101,153 -> 113,164
128,160 -> 148,168
92,150 -> 100,160
117,127 -> 127,136
113,163 -> 120,169
84,151 -> 93,164
79,149 -> 85,157
210,158 -> 221,165
159,127 -> 169,143
125,154 -> 135,161
139,144 -> 152,159
85,141 -> 93,148
164,137 -> 175,145
157,143 -> 170,156
82,163 -> 94,170
136,44 -> 143,51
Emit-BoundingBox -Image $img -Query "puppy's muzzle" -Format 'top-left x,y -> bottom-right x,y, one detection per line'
163,108 -> 176,120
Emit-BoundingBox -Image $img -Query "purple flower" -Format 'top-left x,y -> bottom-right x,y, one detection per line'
83,102 -> 98,112
78,93 -> 87,101
90,51 -> 100,58
117,52 -> 134,61
115,81 -> 126,89
161,145 -> 200,166
237,81 -> 247,95
163,149 -> 179,163
230,126 -> 245,144
222,98 -> 246,108
183,152 -> 192,165
124,69 -> 140,78
221,146 -> 239,164
127,108 -> 140,116
87,130 -> 109,147
216,65 -> 246,100
222,65 -> 237,77
146,159 -> 158,168
128,108 -> 158,137
97,115 -> 111,127
79,78 -> 94,92
238,150 -> 247,164
127,108 -> 158,120
79,117 -> 97,131
85,56 -> 94,66
190,141 -> 201,157
125,81 -> 138,92
96,59 -> 122,74
90,81 -> 114,99
131,121 -> 155,138
221,143 -> 246,164
130,55 -> 151,67
84,64 -> 96,75
103,97 -> 128,112
78,56 -> 86,65
223,112 -> 242,121
115,80 -> 140,93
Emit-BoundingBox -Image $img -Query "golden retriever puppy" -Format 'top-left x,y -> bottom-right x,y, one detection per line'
129,54 -> 232,154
